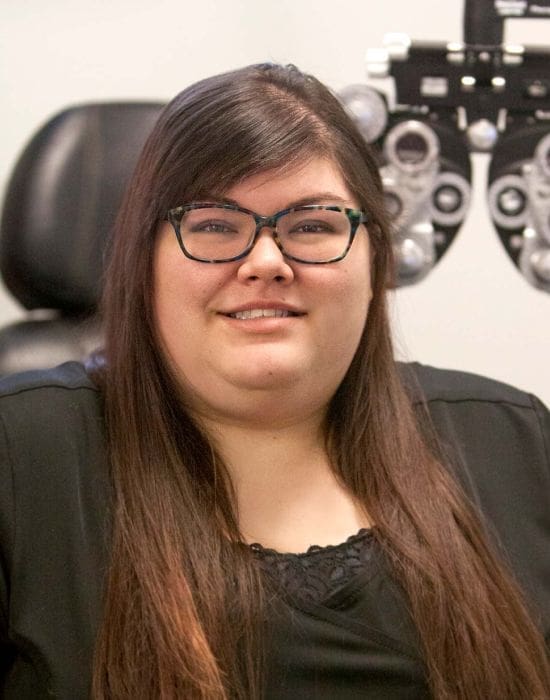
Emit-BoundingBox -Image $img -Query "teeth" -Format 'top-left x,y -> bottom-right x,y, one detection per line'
229,309 -> 292,319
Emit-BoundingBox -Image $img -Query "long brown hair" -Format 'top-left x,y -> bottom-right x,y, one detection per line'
91,64 -> 550,698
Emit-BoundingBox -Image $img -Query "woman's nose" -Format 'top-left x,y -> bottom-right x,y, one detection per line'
236,228 -> 294,284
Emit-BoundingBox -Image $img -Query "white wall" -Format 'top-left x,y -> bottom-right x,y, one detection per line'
1,0 -> 549,403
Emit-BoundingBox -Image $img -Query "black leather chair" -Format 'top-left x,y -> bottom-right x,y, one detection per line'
0,101 -> 165,376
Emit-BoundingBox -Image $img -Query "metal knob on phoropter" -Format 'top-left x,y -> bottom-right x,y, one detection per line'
338,84 -> 389,144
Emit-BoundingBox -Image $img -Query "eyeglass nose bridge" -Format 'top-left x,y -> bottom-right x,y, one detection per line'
244,213 -> 287,257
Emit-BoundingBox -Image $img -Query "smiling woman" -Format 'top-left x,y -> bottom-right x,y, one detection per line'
0,63 -> 550,700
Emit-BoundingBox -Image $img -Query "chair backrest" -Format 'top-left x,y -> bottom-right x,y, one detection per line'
0,101 -> 165,376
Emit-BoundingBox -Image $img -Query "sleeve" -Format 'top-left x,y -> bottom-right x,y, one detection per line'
0,412 -> 15,678
530,393 -> 550,476
421,379 -> 550,643
0,368 -> 110,697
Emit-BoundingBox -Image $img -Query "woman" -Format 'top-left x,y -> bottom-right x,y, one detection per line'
0,63 -> 549,699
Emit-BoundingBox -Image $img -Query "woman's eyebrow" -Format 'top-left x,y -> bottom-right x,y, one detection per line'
283,193 -> 351,208
205,193 -> 352,208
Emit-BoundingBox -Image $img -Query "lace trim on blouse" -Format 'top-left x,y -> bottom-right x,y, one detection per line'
249,529 -> 374,605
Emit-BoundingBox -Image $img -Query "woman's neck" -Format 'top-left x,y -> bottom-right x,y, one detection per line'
200,412 -> 371,553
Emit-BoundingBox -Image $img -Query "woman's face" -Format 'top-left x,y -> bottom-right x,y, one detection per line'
153,157 -> 373,426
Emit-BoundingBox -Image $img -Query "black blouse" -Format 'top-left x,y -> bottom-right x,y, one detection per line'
1,361 -> 549,698
254,529 -> 429,698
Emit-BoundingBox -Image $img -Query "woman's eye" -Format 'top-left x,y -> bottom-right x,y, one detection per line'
190,220 -> 238,234
291,221 -> 335,234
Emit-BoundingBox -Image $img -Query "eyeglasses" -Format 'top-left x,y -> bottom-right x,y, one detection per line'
166,203 -> 369,264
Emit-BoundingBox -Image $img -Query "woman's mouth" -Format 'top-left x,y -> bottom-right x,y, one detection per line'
226,309 -> 301,320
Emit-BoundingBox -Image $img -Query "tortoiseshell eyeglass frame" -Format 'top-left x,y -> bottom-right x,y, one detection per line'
166,202 -> 370,264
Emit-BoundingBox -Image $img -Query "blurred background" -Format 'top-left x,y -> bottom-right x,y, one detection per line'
1,0 -> 549,402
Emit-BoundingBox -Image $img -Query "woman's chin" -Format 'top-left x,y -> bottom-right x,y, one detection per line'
225,364 -> 303,392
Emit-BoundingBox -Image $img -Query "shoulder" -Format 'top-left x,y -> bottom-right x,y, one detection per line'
0,360 -> 105,484
0,362 -> 108,572
0,360 -> 99,401
399,362 -> 549,470
401,361 -> 550,569
0,362 -> 107,542
399,361 -> 550,522
0,361 -> 102,435
399,362 -> 549,462
0,358 -> 106,473
399,361 -> 536,409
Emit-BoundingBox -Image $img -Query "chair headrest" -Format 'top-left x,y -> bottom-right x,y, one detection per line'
0,101 -> 165,314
